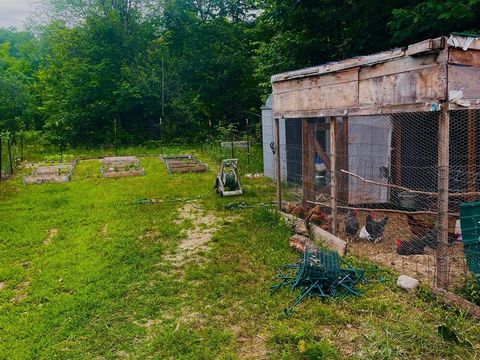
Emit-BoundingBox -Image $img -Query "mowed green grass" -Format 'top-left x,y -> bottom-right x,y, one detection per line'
0,155 -> 479,359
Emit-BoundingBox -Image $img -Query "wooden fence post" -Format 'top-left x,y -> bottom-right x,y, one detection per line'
437,108 -> 450,289
467,110 -> 476,201
330,117 -> 338,235
275,117 -> 282,210
337,116 -> 349,204
0,136 -> 2,181
7,137 -> 13,176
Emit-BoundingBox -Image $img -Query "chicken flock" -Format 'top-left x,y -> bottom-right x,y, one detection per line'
285,203 -> 457,257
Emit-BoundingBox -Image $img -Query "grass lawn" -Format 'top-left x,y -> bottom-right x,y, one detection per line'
0,153 -> 479,359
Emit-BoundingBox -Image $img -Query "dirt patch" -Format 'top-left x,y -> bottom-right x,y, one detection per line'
231,324 -> 269,359
11,280 -> 29,303
101,224 -> 108,237
165,203 -> 219,265
141,319 -> 163,328
0,282 -> 5,290
138,228 -> 160,242
44,228 -> 58,245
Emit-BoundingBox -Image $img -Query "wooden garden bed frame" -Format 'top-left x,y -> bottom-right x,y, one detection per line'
101,156 -> 144,178
160,154 -> 208,173
23,160 -> 78,185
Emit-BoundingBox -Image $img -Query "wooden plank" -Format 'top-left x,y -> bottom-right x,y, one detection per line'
273,68 -> 359,94
279,212 -> 347,256
329,117 -> 338,235
406,39 -> 433,56
103,169 -> 145,178
274,102 -> 436,119
272,48 -> 406,82
448,47 -> 480,67
359,51 -> 444,81
359,65 -> 447,106
310,223 -> 346,256
406,37 -> 444,56
436,109 -> 450,289
169,166 -> 207,173
104,156 -> 138,166
273,102 -> 436,119
274,80 -> 358,114
432,287 -> 480,320
23,174 -> 70,184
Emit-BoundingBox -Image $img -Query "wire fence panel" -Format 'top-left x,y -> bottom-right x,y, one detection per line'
0,132 -> 24,180
279,110 -> 480,291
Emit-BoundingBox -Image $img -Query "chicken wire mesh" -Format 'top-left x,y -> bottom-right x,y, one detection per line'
278,110 -> 480,291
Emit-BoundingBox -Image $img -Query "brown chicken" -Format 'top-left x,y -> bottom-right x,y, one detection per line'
406,214 -> 435,238
291,204 -> 307,218
306,205 -> 328,224
285,203 -> 296,213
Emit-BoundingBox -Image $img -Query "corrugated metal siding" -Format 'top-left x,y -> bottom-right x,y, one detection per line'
262,95 -> 287,180
262,103 -> 274,179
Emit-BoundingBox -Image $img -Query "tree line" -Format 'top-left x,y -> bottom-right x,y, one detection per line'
0,0 -> 479,147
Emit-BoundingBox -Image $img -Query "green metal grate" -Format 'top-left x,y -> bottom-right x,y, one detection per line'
271,248 -> 364,315
459,202 -> 480,283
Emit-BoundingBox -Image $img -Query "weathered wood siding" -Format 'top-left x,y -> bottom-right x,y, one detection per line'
272,50 -> 449,118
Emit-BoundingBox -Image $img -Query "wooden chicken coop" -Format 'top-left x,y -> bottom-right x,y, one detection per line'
271,34 -> 480,289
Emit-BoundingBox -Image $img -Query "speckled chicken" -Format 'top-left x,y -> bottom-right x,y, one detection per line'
365,213 -> 388,243
344,210 -> 359,239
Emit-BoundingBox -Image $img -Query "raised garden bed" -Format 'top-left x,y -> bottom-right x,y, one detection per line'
101,156 -> 144,178
23,160 -> 77,185
103,156 -> 139,167
160,154 -> 208,173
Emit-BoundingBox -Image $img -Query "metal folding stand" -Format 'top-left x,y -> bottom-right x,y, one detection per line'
271,249 -> 364,315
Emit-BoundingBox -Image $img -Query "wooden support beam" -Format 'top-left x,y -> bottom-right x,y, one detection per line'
274,117 -> 282,210
337,116 -> 349,204
437,109 -> 450,289
330,117 -> 338,235
467,110 -> 476,200
431,287 -> 480,320
394,117 -> 402,187
302,119 -> 315,204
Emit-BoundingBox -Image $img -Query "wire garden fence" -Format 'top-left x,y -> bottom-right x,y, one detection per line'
0,132 -> 24,180
277,109 -> 480,292
0,132 -> 264,181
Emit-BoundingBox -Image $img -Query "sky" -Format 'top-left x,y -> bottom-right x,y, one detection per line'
0,0 -> 32,30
